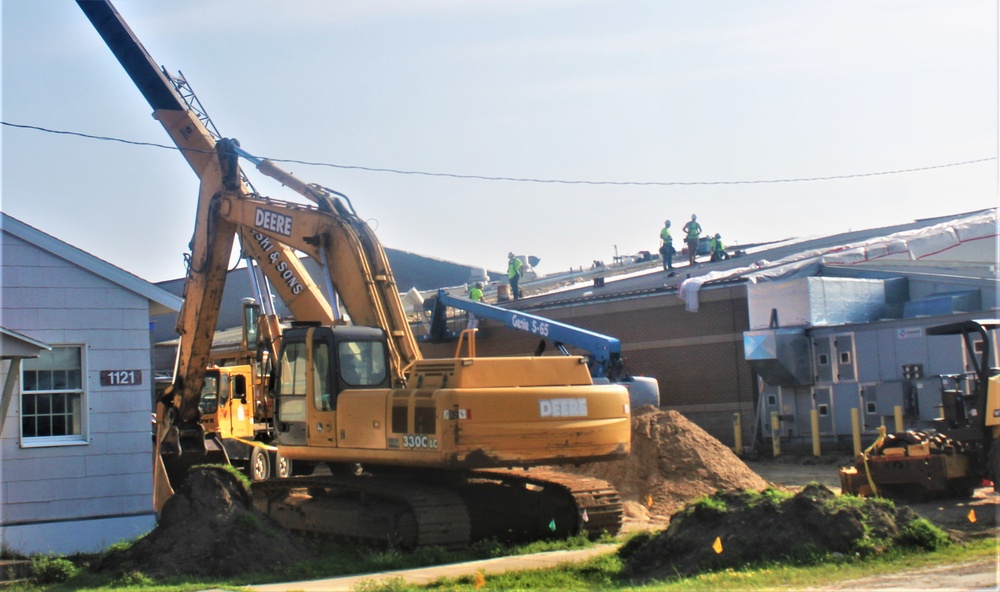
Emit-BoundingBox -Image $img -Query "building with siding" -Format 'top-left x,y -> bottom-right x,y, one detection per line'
0,213 -> 182,555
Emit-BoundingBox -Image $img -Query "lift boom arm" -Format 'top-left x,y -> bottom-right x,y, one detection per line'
428,291 -> 624,380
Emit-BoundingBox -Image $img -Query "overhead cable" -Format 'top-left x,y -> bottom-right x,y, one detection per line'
3,121 -> 996,187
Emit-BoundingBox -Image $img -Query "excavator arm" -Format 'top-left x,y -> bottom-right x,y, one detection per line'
76,1 -> 239,511
234,156 -> 422,381
77,0 -> 421,510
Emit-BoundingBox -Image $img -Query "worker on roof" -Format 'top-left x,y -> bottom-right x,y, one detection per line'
659,220 -> 675,272
682,214 -> 702,266
467,282 -> 484,330
507,252 -> 523,300
710,233 -> 727,262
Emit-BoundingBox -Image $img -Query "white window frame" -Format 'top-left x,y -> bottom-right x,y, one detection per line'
19,343 -> 89,448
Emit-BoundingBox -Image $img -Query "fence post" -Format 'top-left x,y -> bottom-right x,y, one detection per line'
770,411 -> 781,457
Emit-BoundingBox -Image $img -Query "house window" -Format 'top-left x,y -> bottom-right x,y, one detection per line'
839,351 -> 852,365
21,345 -> 87,446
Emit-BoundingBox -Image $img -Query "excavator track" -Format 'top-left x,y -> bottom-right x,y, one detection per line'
252,473 -> 472,549
471,468 -> 623,541
251,467 -> 621,548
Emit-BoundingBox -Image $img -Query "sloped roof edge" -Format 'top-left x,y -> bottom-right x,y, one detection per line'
1,212 -> 183,315
0,327 -> 52,359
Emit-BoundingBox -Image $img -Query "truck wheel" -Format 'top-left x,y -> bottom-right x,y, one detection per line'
250,447 -> 271,482
276,452 -> 293,479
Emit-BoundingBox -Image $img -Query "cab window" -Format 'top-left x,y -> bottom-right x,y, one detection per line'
338,341 -> 387,387
313,342 -> 332,411
199,374 -> 220,415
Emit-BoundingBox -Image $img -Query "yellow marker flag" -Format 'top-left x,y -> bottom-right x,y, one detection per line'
968,509 -> 977,523
474,570 -> 486,590
712,536 -> 723,554
646,494 -> 654,507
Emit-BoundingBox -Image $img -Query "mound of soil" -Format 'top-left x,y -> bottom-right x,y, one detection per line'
567,406 -> 769,528
99,466 -> 313,579
620,483 -> 943,582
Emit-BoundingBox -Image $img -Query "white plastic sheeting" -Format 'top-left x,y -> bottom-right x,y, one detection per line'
678,208 -> 998,312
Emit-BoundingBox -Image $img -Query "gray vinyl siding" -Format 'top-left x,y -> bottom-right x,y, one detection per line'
1,233 -> 154,528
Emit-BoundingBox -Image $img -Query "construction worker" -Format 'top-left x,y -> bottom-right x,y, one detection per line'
466,282 -> 484,329
682,214 -> 702,266
710,233 -> 726,262
507,252 -> 523,300
659,220 -> 674,272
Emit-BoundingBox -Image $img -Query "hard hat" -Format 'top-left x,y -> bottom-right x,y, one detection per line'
715,233 -> 721,238
665,220 -> 671,225
508,251 -> 514,258
691,214 -> 697,220
475,282 -> 483,288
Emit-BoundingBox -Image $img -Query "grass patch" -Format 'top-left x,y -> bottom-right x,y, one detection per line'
420,536 -> 997,591
8,515 -> 992,591
10,534 -> 605,591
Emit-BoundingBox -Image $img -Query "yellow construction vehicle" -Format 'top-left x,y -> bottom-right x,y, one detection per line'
77,0 -> 631,547
174,298 -> 287,482
840,319 -> 1000,499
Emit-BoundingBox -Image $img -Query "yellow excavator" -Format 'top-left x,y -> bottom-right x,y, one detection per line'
77,0 -> 631,547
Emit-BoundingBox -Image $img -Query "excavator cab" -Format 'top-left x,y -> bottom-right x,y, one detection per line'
271,325 -> 391,449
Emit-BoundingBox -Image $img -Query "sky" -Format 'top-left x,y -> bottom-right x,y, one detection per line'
2,0 -> 997,284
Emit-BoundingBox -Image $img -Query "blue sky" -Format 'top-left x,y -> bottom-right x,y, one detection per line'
3,1 -> 997,283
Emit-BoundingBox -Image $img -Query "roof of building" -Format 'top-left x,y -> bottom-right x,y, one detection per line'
1,212 -> 183,316
507,208 -> 999,313
0,327 -> 51,359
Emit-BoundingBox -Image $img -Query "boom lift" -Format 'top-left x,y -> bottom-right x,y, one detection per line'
426,290 -> 660,408
77,0 -> 631,547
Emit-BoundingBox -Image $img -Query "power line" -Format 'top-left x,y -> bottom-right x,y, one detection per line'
4,120 -> 996,187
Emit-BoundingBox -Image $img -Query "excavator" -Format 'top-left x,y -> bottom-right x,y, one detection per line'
77,0 -> 631,547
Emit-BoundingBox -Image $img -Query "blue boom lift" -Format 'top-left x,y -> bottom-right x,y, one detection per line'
425,290 -> 660,408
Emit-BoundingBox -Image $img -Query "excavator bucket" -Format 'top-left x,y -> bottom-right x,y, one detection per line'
152,402 -> 175,513
152,400 -> 227,513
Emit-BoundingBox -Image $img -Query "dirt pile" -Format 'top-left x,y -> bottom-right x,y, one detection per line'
619,483 -> 949,582
98,466 -> 312,579
567,405 -> 768,527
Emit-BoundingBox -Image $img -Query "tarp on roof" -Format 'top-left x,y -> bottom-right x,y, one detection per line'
679,208 -> 998,312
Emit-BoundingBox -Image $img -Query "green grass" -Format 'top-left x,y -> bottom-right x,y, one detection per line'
421,537 -> 997,591
8,530 -> 995,591
8,534 -> 606,591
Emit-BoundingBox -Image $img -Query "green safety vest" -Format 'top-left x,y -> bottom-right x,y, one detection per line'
470,287 -> 483,302
684,221 -> 701,239
660,227 -> 672,243
508,257 -> 523,278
